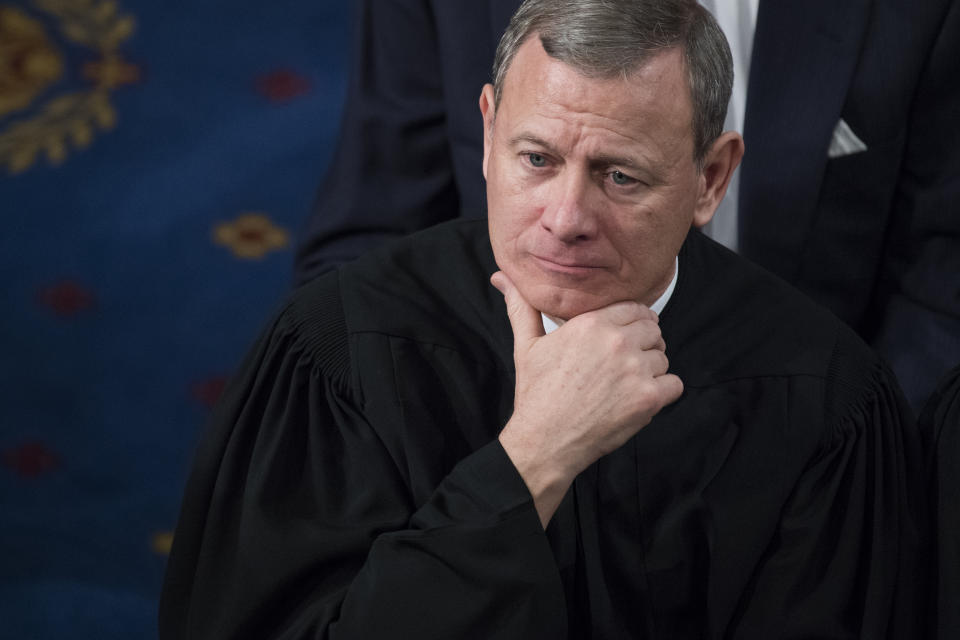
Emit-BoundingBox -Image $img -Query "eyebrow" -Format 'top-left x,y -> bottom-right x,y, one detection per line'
507,133 -> 556,152
590,152 -> 648,173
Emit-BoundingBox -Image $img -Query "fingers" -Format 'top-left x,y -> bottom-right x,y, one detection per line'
638,325 -> 666,353
490,271 -> 545,346
592,300 -> 659,326
654,373 -> 684,408
652,334 -> 667,353
575,306 -> 664,352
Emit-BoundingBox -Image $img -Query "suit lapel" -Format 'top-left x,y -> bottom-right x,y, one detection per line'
739,0 -> 873,279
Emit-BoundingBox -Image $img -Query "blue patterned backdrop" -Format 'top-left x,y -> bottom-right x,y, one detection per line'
0,1 -> 350,636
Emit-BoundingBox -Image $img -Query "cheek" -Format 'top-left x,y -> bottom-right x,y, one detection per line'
494,163 -> 537,207
490,213 -> 533,261
489,172 -> 543,241
488,193 -> 530,262
604,205 -> 673,272
607,228 -> 649,279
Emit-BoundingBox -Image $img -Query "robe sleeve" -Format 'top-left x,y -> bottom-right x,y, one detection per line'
726,339 -> 928,638
159,277 -> 566,639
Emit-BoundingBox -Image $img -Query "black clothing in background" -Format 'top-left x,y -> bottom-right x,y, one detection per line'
164,220 -> 926,638
294,0 -> 960,411
921,364 -> 960,640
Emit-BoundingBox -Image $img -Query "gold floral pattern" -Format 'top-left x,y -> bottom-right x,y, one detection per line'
0,0 -> 138,174
0,6 -> 64,118
213,213 -> 290,260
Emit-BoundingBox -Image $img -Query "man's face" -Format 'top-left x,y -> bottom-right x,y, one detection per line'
482,38 -> 715,321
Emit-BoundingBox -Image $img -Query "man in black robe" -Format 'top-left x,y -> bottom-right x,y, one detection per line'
160,1 -> 927,637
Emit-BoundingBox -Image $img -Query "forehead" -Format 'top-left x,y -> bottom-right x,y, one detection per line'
497,38 -> 694,160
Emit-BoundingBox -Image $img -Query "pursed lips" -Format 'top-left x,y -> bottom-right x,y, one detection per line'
531,254 -> 606,275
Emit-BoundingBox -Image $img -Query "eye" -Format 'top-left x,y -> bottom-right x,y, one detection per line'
609,170 -> 636,186
526,153 -> 547,168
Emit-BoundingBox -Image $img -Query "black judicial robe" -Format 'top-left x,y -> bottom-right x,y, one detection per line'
921,364 -> 960,640
160,220 -> 926,639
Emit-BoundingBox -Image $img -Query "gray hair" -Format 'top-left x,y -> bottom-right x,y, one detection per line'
491,0 -> 733,169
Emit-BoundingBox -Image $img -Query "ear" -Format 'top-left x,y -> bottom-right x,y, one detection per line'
479,83 -> 496,180
692,131 -> 745,228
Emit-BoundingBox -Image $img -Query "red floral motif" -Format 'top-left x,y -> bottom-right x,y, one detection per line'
37,280 -> 95,316
254,69 -> 311,103
2,441 -> 60,477
191,376 -> 228,408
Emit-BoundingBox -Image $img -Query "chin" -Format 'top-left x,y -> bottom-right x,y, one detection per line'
523,283 -> 610,321
498,257 -> 617,319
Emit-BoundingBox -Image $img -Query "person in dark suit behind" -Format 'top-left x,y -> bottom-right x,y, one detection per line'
295,0 -> 960,411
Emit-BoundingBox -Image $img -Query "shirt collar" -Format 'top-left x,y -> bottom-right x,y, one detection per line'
542,256 -> 679,335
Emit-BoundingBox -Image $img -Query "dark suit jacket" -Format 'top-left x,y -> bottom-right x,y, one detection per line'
295,0 -> 959,407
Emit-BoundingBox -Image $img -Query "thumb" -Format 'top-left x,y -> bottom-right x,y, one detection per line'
490,271 -> 545,347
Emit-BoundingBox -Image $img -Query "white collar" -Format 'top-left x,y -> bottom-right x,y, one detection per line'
542,256 -> 679,334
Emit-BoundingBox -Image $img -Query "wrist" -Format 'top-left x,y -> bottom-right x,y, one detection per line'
498,421 -> 576,527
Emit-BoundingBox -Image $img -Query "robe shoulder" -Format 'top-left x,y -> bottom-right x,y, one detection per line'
337,217 -> 511,366
275,268 -> 353,388
668,231 -> 895,409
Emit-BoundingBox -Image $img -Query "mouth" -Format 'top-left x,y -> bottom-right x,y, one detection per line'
531,255 -> 605,276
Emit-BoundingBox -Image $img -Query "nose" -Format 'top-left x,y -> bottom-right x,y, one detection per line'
539,170 -> 598,243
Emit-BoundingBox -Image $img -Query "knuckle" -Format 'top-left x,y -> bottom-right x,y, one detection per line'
574,314 -> 599,334
657,350 -> 670,373
644,322 -> 663,345
604,328 -> 628,352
